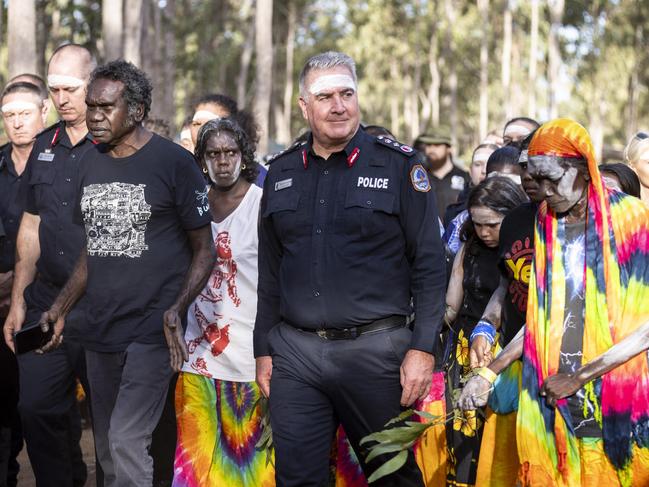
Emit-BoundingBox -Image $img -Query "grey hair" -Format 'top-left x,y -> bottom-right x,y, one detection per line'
298,51 -> 357,98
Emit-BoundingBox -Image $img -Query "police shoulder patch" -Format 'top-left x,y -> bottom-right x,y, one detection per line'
375,135 -> 416,156
410,164 -> 431,192
266,140 -> 306,164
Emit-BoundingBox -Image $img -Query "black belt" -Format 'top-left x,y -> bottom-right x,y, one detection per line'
290,315 -> 408,340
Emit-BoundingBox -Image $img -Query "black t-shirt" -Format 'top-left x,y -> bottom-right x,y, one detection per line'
431,165 -> 469,221
76,134 -> 212,352
558,220 -> 601,438
498,203 -> 536,345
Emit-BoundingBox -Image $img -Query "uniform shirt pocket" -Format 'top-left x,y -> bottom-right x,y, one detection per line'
29,164 -> 56,208
263,190 -> 303,241
337,190 -> 396,238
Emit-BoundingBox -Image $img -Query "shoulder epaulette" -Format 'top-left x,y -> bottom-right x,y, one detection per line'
35,121 -> 62,138
266,140 -> 306,164
374,135 -> 416,156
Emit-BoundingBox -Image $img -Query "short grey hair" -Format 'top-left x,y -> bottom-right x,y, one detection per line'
298,51 -> 357,98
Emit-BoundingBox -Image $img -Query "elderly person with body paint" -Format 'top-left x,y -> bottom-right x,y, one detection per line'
458,118 -> 649,487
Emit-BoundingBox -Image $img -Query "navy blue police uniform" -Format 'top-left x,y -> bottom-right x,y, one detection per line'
17,121 -> 97,487
255,128 -> 446,486
0,142 -> 24,487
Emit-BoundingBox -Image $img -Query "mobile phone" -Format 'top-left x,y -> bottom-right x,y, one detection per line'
14,325 -> 54,355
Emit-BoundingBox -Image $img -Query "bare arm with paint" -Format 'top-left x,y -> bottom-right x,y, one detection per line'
542,320 -> 649,407
470,275 -> 507,368
458,325 -> 525,410
444,244 -> 465,327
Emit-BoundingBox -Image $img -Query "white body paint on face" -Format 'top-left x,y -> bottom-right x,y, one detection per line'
308,74 -> 356,96
527,156 -> 587,214
193,110 -> 221,123
47,74 -> 85,88
470,205 -> 505,248
504,124 -> 532,139
2,101 -> 39,113
205,131 -> 243,188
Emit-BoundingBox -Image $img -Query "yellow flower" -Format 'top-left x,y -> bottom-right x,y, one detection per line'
455,330 -> 470,368
452,409 -> 480,437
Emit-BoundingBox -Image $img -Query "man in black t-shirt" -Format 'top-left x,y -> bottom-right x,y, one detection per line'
40,61 -> 214,486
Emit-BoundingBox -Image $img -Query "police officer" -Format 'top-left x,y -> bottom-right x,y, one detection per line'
255,51 -> 446,486
2,44 -> 96,487
0,79 -> 48,487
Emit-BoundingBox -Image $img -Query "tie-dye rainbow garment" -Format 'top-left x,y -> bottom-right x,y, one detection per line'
518,118 -> 649,486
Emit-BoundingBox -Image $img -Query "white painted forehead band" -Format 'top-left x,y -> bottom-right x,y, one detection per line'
193,110 -> 221,122
47,74 -> 85,88
504,123 -> 532,136
487,172 -> 522,185
2,101 -> 39,113
308,74 -> 356,96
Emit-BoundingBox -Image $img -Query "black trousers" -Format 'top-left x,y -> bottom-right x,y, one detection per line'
268,322 -> 425,487
17,335 -> 87,487
0,334 -> 21,487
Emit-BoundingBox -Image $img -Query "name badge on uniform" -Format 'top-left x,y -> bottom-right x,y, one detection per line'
37,152 -> 55,162
275,178 -> 293,191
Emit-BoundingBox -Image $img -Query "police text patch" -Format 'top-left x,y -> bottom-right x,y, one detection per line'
410,165 -> 431,192
275,178 -> 293,191
357,176 -> 389,190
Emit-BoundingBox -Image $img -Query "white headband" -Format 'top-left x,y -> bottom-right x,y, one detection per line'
504,123 -> 532,137
308,74 -> 356,96
193,110 -> 221,122
472,155 -> 490,165
1,101 -> 39,113
180,129 -> 191,140
487,172 -> 522,185
47,74 -> 85,88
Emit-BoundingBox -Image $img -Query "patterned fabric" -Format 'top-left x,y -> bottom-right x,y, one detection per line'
518,118 -> 649,486
172,373 -> 274,487
414,372 -> 448,487
333,427 -> 367,487
443,209 -> 469,255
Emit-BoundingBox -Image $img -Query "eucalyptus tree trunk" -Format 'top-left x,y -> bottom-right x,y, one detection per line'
124,0 -> 143,66
276,0 -> 297,145
444,0 -> 458,148
427,3 -> 441,129
547,0 -> 564,119
528,0 -> 539,118
255,0 -> 274,154
8,0 -> 37,77
103,0 -> 123,61
478,0 -> 489,140
502,0 -> 513,121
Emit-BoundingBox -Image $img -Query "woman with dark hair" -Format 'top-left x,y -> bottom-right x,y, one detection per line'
599,163 -> 641,198
441,176 -> 528,486
444,146 -> 521,255
173,116 -> 273,486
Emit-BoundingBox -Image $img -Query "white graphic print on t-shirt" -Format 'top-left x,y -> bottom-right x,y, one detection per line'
81,182 -> 151,258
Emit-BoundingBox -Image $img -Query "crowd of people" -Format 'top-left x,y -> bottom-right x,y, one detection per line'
1,43 -> 649,487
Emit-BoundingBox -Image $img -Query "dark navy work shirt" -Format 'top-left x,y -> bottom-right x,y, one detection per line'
22,122 -> 96,305
0,144 -> 25,273
254,128 -> 446,356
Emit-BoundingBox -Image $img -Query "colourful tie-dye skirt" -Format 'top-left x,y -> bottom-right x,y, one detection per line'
173,372 -> 275,487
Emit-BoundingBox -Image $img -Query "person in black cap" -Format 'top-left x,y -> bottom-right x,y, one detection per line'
414,132 -> 469,218
255,51 -> 446,487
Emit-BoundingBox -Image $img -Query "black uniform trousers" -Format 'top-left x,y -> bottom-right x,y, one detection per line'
16,304 -> 88,487
268,322 -> 425,487
0,328 -> 21,487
